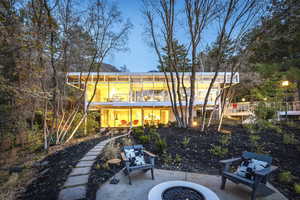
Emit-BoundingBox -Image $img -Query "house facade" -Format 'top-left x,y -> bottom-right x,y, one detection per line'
66,72 -> 239,127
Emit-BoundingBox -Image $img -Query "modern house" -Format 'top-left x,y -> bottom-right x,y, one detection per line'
66,72 -> 239,127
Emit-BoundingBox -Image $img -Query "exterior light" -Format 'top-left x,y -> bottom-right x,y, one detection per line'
263,97 -> 267,101
193,121 -> 197,126
281,80 -> 289,87
241,98 -> 246,102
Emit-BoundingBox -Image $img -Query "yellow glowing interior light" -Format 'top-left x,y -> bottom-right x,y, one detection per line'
281,80 -> 289,87
193,121 -> 197,126
241,98 -> 246,102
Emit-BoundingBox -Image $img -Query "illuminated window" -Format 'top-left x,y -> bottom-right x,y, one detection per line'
132,109 -> 142,126
101,109 -> 129,127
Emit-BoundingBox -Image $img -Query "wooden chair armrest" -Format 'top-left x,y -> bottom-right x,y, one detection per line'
121,152 -> 129,161
255,165 -> 278,177
144,150 -> 157,157
219,157 -> 241,164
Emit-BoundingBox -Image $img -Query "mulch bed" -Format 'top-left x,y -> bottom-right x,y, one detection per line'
135,125 -> 300,200
87,137 -> 126,200
86,152 -> 124,200
17,134 -> 112,200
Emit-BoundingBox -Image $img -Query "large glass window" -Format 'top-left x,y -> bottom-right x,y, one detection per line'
161,110 -> 170,124
86,84 -> 105,102
143,109 -> 161,126
101,109 -> 129,127
101,108 -> 170,127
132,109 -> 142,126
108,83 -> 130,102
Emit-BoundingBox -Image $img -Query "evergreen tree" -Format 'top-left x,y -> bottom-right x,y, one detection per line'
158,40 -> 191,72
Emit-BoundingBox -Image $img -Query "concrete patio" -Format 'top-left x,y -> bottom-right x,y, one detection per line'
96,169 -> 287,200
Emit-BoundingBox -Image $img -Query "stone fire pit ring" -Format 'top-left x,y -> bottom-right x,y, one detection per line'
148,180 -> 220,200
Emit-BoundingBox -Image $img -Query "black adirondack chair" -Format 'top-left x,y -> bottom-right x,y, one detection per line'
120,145 -> 156,185
219,151 -> 278,200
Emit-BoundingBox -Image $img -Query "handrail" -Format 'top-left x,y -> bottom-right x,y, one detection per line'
225,101 -> 300,114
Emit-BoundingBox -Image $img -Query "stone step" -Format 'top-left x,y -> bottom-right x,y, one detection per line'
69,167 -> 91,176
85,151 -> 100,156
89,148 -> 103,153
76,161 -> 94,168
81,155 -> 97,161
58,185 -> 86,200
58,132 -> 130,200
64,174 -> 89,188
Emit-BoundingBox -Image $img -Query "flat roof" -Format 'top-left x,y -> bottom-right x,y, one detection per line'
67,72 -> 238,76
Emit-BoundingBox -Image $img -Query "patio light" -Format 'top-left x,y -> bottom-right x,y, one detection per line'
281,80 -> 289,87
241,98 -> 246,102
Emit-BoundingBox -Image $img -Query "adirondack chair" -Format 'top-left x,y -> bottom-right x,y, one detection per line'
219,152 -> 278,200
120,145 -> 157,185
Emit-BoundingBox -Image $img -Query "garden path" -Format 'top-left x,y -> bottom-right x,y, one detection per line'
58,131 -> 130,200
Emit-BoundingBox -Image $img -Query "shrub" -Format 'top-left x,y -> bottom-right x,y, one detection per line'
278,171 -> 293,183
182,136 -> 190,147
220,134 -> 231,146
132,126 -> 144,137
162,153 -> 172,165
244,123 -> 256,134
254,102 -> 276,120
155,138 -> 167,154
283,133 -> 297,145
257,120 -> 282,133
294,183 -> 300,194
209,145 -> 228,157
138,135 -> 151,144
148,128 -> 160,141
249,134 -> 261,145
74,112 -> 100,137
121,137 -> 132,146
27,126 -> 44,152
157,123 -> 165,128
103,143 -> 120,160
174,154 -> 182,163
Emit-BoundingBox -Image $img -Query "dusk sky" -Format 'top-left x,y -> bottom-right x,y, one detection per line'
105,0 -> 217,72
105,0 -> 157,72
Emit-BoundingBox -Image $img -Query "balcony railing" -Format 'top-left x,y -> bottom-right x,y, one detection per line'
225,101 -> 300,116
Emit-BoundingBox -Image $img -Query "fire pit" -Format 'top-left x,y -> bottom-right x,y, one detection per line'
148,181 -> 220,200
162,186 -> 205,200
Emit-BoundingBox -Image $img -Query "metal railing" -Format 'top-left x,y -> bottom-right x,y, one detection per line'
225,101 -> 300,116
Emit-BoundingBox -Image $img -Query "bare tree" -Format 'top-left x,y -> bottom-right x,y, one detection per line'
143,0 -> 187,127
200,0 -> 263,131
60,0 -> 132,143
184,0 -> 217,127
143,0 -> 217,128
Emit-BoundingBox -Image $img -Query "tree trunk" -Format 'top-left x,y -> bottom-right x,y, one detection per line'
43,98 -> 48,150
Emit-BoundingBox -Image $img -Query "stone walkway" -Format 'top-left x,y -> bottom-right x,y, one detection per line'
58,132 -> 129,200
96,169 -> 287,200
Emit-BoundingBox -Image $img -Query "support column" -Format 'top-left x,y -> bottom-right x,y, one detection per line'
84,115 -> 87,135
84,85 -> 87,135
130,108 -> 132,128
142,108 -> 144,127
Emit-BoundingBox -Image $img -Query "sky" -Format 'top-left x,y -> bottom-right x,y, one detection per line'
105,0 -> 217,72
105,0 -> 156,72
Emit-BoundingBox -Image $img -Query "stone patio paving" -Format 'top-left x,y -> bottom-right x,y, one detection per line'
96,169 -> 287,200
